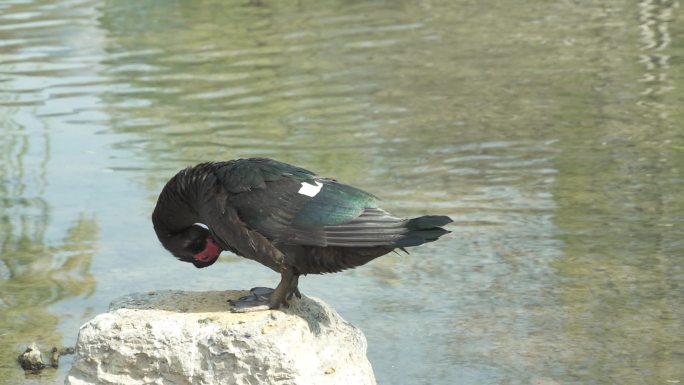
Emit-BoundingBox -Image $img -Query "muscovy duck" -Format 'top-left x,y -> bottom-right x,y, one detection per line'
152,158 -> 452,312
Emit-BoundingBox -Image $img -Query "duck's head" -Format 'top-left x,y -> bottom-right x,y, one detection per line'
159,224 -> 222,268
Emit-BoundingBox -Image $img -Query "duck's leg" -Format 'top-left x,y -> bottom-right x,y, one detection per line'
287,274 -> 301,300
229,268 -> 300,313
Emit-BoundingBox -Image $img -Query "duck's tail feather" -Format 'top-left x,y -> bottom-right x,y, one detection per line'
321,209 -> 452,248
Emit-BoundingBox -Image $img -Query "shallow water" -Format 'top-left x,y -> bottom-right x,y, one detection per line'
1,0 -> 682,384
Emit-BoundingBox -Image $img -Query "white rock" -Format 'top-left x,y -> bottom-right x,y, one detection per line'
66,290 -> 376,385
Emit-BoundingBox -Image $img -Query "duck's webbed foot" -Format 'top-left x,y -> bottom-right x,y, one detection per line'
228,287 -> 274,312
229,269 -> 301,313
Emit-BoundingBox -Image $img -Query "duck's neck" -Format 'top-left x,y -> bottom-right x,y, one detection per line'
152,163 -> 218,238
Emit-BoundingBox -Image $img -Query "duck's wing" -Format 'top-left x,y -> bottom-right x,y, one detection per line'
214,157 -> 317,193
215,159 -> 413,248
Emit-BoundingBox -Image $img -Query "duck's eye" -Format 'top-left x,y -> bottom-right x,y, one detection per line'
183,237 -> 204,252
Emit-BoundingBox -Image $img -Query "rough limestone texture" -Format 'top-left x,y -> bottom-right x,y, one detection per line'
66,290 -> 376,385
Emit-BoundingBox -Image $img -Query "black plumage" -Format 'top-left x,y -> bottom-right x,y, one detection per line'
152,158 -> 452,311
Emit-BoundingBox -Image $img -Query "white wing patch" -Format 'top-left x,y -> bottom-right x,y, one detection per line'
298,181 -> 323,197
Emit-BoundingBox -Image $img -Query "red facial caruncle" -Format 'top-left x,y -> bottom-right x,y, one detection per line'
193,236 -> 221,263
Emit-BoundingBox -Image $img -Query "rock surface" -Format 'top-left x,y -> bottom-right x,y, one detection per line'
66,290 -> 376,385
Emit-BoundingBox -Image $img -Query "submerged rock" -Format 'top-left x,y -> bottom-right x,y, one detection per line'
66,290 -> 376,385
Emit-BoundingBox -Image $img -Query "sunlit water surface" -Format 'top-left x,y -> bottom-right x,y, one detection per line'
1,0 -> 682,384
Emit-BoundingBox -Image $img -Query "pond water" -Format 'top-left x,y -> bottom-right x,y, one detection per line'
1,0 -> 682,384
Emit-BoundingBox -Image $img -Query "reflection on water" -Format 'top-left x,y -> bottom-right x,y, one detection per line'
0,106 -> 97,383
637,0 -> 675,105
0,215 -> 97,384
0,1 -> 101,382
0,0 -> 682,384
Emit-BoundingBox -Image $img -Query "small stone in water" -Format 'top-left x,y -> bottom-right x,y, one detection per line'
50,347 -> 60,368
17,344 -> 46,371
60,347 -> 75,355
